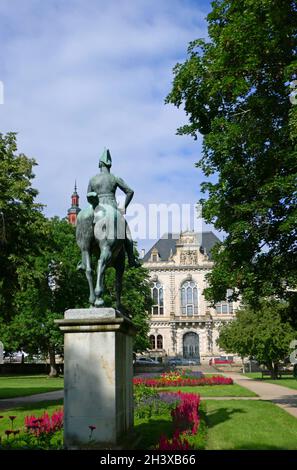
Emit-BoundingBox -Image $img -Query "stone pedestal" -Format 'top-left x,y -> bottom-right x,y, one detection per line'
56,308 -> 137,449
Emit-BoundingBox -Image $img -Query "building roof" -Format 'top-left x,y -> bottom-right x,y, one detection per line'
142,231 -> 221,262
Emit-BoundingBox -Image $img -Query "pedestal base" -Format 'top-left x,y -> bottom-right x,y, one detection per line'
56,308 -> 137,449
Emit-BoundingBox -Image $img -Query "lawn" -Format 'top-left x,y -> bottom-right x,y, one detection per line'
158,384 -> 257,397
2,395 -> 297,450
0,375 -> 64,399
0,399 -> 63,438
244,372 -> 297,391
205,399 -> 297,450
134,402 -> 207,450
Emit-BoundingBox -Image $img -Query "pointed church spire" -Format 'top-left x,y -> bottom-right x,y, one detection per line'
67,181 -> 81,225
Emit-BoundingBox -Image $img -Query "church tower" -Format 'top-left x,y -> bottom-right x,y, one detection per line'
67,181 -> 81,225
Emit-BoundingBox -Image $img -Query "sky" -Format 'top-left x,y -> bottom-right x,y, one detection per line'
0,0 -> 217,251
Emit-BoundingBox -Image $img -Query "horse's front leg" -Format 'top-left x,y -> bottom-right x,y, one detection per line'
94,247 -> 111,307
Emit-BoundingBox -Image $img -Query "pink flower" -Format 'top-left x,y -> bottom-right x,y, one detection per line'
24,409 -> 63,435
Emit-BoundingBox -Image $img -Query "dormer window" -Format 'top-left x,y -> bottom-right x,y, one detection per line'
151,248 -> 159,262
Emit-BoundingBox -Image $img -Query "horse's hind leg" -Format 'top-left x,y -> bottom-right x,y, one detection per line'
94,246 -> 112,307
115,251 -> 125,311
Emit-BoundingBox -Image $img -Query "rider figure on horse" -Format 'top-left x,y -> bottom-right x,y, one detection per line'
86,148 -> 140,268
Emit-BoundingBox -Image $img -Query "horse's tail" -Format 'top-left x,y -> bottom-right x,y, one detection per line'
76,205 -> 94,270
76,206 -> 94,247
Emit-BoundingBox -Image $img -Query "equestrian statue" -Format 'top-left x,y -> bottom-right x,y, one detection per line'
76,148 -> 140,309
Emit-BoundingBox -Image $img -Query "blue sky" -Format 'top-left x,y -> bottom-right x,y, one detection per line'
0,0 -> 217,250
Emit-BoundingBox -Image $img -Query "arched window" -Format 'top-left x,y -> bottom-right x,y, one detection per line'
149,335 -> 156,349
215,301 -> 233,314
157,335 -> 163,349
181,281 -> 198,316
151,282 -> 164,315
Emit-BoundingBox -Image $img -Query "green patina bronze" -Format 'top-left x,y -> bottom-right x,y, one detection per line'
76,148 -> 140,308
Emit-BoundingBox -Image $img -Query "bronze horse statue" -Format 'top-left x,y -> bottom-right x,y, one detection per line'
76,149 -> 139,309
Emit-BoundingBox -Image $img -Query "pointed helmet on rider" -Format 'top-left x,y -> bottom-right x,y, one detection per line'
99,148 -> 112,168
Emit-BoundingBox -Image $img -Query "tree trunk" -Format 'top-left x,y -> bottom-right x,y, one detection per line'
271,362 -> 279,380
241,357 -> 245,374
48,348 -> 59,377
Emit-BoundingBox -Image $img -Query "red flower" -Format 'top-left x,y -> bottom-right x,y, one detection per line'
5,430 -> 13,436
89,425 -> 96,431
9,415 -> 17,421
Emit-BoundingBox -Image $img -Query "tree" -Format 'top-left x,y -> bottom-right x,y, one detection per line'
1,217 -> 89,376
217,300 -> 296,378
166,0 -> 297,306
0,132 -> 43,319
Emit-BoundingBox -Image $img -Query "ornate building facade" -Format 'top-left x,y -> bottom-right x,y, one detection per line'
142,231 -> 239,364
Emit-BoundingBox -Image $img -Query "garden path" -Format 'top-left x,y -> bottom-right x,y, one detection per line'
221,372 -> 297,419
0,390 -> 63,411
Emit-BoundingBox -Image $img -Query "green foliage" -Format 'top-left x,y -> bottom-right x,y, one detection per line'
0,132 -> 43,320
0,217 -> 89,364
134,383 -> 158,406
218,300 -> 297,370
134,385 -> 179,420
166,0 -> 297,305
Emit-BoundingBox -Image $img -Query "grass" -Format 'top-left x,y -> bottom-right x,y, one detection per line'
134,401 -> 208,450
158,384 -> 257,397
0,400 -> 63,438
2,393 -> 297,450
205,399 -> 297,450
134,412 -> 173,449
0,375 -> 64,399
244,372 -> 297,391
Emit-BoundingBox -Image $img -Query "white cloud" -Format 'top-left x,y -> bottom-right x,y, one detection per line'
0,0 -> 217,248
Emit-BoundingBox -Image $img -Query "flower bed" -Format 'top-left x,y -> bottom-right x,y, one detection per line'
133,374 -> 233,388
0,409 -> 64,449
156,391 -> 201,450
25,410 -> 63,436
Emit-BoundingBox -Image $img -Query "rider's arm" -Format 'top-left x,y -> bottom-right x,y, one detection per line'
87,179 -> 98,208
116,177 -> 134,212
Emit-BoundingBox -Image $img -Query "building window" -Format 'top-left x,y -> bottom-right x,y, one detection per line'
215,301 -> 233,314
181,281 -> 198,316
151,282 -> 164,315
157,335 -> 163,349
151,248 -> 159,262
149,335 -> 156,349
